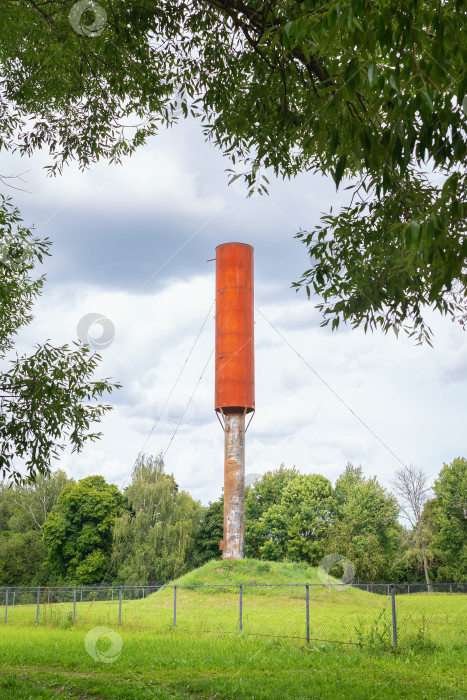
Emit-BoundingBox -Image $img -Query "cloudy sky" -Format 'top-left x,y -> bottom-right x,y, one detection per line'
3,117 -> 466,505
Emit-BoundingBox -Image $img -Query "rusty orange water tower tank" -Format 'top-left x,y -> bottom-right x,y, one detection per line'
215,243 -> 254,415
215,242 -> 254,560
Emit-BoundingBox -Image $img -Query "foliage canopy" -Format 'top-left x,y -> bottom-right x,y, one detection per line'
43,475 -> 125,583
112,454 -> 205,583
0,0 -> 465,341
432,457 -> 467,581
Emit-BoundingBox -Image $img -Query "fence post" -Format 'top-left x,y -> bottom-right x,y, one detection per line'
306,584 -> 310,644
73,586 -> 77,624
112,588 -> 114,603
143,586 -> 145,599
47,589 -> 50,605
118,586 -> 122,626
36,586 -> 41,624
450,583 -> 452,594
173,586 -> 177,627
366,584 -> 369,593
407,584 -> 410,595
13,591 -> 15,608
4,587 -> 8,623
80,590 -> 83,603
387,584 -> 390,596
239,585 -> 243,632
390,585 -> 397,649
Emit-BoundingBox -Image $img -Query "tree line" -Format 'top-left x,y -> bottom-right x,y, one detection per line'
0,455 -> 465,587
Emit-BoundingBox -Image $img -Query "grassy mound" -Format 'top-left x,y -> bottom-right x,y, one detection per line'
170,558 -> 324,588
158,558 -> 372,601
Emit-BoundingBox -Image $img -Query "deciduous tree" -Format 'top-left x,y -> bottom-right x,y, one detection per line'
251,472 -> 333,563
112,454 -> 205,582
393,464 -> 433,590
245,465 -> 299,558
0,469 -> 72,584
43,475 -> 125,583
0,196 -> 119,483
194,495 -> 224,565
325,464 -> 400,582
0,530 -> 49,586
0,470 -> 72,532
432,457 -> 467,581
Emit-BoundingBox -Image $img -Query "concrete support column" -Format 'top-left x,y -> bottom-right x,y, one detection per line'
223,413 -> 245,559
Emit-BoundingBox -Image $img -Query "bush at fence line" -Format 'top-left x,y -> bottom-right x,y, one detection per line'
403,614 -> 438,651
43,606 -> 74,629
354,608 -> 392,649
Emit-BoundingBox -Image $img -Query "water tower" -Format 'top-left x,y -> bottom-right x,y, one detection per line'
215,243 -> 254,559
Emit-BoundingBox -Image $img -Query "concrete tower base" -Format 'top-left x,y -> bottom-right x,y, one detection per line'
223,413 -> 245,560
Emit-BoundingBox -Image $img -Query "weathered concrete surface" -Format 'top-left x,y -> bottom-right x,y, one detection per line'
223,412 -> 245,559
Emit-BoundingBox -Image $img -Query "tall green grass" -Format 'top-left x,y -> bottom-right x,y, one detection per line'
0,626 -> 465,699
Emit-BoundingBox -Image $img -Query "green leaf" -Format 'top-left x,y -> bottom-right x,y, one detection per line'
410,220 -> 421,247
333,155 -> 347,189
368,63 -> 377,87
344,58 -> 360,90
422,90 -> 434,111
389,75 -> 399,92
426,215 -> 436,248
353,17 -> 364,32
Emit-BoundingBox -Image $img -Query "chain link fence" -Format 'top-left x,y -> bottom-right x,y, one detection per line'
0,582 -> 465,649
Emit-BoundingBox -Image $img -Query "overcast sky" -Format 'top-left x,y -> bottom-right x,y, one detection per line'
3,117 -> 466,505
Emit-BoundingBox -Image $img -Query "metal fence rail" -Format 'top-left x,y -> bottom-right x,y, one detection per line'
0,582 -> 465,649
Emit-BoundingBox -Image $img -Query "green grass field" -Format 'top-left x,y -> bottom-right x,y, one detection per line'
0,626 -> 465,699
0,561 -> 465,698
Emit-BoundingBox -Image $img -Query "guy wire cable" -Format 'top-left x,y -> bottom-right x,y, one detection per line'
118,297 -> 215,492
255,304 -> 408,469
162,288 -> 241,459
103,292 -> 231,589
